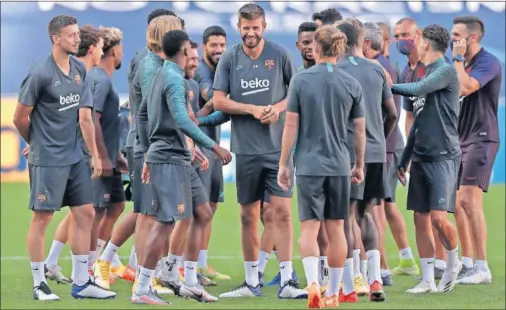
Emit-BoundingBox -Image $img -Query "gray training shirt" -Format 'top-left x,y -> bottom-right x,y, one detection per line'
87,67 -> 121,167
336,56 -> 392,163
213,40 -> 296,155
287,63 -> 365,176
78,76 -> 94,158
18,54 -> 87,167
126,47 -> 148,148
195,59 -> 222,142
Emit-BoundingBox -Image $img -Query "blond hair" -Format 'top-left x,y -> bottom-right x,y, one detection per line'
314,25 -> 347,57
98,26 -> 123,54
342,17 -> 365,46
146,15 -> 182,52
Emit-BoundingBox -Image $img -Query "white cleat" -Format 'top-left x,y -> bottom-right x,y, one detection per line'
33,282 -> 60,301
179,284 -> 218,302
71,278 -> 116,299
437,262 -> 461,293
45,265 -> 72,284
456,266 -> 492,285
406,280 -> 438,294
277,280 -> 308,299
219,282 -> 262,298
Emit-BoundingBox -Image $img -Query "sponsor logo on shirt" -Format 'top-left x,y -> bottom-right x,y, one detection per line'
240,78 -> 270,96
413,97 -> 425,116
59,93 -> 80,111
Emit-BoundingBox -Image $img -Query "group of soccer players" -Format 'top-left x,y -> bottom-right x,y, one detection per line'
14,2 -> 501,308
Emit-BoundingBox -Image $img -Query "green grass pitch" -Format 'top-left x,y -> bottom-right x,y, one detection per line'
1,182 -> 505,309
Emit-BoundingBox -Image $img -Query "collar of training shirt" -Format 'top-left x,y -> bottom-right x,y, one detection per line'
163,60 -> 184,75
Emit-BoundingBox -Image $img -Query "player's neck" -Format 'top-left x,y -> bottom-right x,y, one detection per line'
303,60 -> 315,69
316,57 -> 337,65
408,50 -> 419,68
77,56 -> 94,72
52,46 -> 71,75
465,43 -> 481,63
342,46 -> 362,58
421,53 -> 444,66
203,56 -> 216,72
242,39 -> 265,60
99,59 -> 115,77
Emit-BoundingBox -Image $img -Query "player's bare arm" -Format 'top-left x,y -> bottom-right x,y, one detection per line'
93,112 -> 113,176
405,111 -> 414,136
352,117 -> 366,184
12,103 -> 32,144
213,90 -> 265,119
78,107 -> 103,178
197,98 -> 214,117
382,96 -> 398,139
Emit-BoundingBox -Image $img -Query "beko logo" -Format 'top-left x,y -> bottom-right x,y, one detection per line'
240,78 -> 270,96
59,93 -> 80,111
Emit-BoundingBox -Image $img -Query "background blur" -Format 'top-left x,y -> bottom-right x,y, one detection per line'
1,0 -> 505,184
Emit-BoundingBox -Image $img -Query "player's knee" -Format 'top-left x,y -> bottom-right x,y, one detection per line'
429,212 -> 446,232
261,205 -> 275,224
240,208 -> 257,228
72,204 -> 96,226
195,203 -> 213,225
31,211 -> 53,230
458,193 -> 476,217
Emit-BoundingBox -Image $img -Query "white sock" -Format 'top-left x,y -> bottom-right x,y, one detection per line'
136,267 -> 153,295
179,257 -> 185,269
258,251 -> 270,273
198,250 -> 208,269
279,261 -> 293,286
476,260 -> 489,271
399,247 -> 414,260
461,256 -> 473,269
88,250 -> 98,269
45,240 -> 65,269
435,259 -> 447,270
326,267 -> 344,297
360,260 -> 368,280
319,256 -> 329,286
420,258 -> 435,282
128,246 -> 137,268
96,239 -> 106,255
163,254 -> 182,280
352,249 -> 361,277
31,262 -> 46,287
380,269 -> 391,277
244,261 -> 259,287
135,265 -> 141,280
100,242 -> 118,263
342,258 -> 355,295
302,256 -> 319,287
273,251 -> 280,263
366,250 -> 381,285
72,254 -> 90,286
446,247 -> 459,268
153,260 -> 162,281
158,256 -> 168,277
111,253 -> 122,268
184,261 -> 198,286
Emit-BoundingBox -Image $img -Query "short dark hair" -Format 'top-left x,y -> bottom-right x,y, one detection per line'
312,12 -> 323,22
298,22 -> 318,34
337,22 -> 359,46
147,9 -> 176,25
453,15 -> 484,40
319,8 -> 342,25
77,25 -> 102,57
203,26 -> 227,44
48,15 -> 77,43
189,40 -> 198,49
179,17 -> 185,29
162,30 -> 189,58
238,3 -> 265,22
422,24 -> 451,53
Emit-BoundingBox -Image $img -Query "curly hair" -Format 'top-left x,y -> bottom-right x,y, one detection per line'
77,25 -> 102,57
99,26 -> 123,55
422,24 -> 451,53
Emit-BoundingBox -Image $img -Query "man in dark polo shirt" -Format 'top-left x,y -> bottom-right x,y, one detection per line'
451,16 -> 502,285
394,17 -> 447,278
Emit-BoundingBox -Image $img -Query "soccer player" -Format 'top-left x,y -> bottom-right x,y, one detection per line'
43,24 -> 104,285
394,24 -> 462,294
135,29 -> 232,304
311,8 -> 342,27
192,25 -> 232,281
451,16 -> 501,284
393,17 -> 448,278
213,3 -> 307,299
336,21 -> 398,302
363,22 -> 419,285
279,25 -> 366,308
97,9 -> 180,285
296,22 -> 317,71
13,15 -> 115,300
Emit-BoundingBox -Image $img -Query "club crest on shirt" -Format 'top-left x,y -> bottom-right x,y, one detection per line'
74,74 -> 81,84
188,90 -> 194,101
177,204 -> 185,214
264,59 -> 275,70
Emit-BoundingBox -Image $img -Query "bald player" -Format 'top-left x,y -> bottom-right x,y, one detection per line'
394,17 -> 447,278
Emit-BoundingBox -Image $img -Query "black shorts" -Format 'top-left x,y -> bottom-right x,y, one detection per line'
148,163 -> 193,223
28,160 -> 92,211
133,157 -> 154,216
196,150 -> 224,203
91,170 -> 125,208
408,158 -> 460,213
297,175 -> 350,221
350,162 -> 387,202
459,142 -> 499,192
236,152 -> 293,205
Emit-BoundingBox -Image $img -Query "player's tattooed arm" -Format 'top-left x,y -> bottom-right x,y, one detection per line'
392,61 -> 454,97
197,98 -> 214,117
213,90 -> 263,118
198,111 -> 230,126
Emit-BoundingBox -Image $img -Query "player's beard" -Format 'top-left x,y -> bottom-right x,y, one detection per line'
115,61 -> 122,70
206,53 -> 221,66
242,34 -> 262,49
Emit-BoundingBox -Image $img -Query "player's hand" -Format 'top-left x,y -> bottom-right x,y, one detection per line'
192,146 -> 209,170
91,156 -> 103,179
277,165 -> 292,192
116,155 -> 129,174
351,165 -> 364,184
252,106 -> 269,120
141,162 -> 150,184
453,38 -> 467,57
211,144 -> 232,165
21,145 -> 30,159
397,167 -> 407,187
101,158 -> 114,177
261,105 -> 280,124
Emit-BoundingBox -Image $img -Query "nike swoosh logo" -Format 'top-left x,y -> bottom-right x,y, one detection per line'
187,267 -> 194,270
78,260 -> 87,264
252,265 -> 258,268
31,268 -> 39,271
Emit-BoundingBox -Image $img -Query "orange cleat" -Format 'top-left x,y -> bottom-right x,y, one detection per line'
307,282 -> 322,309
369,281 -> 386,302
121,265 -> 136,282
321,294 -> 339,308
339,290 -> 358,303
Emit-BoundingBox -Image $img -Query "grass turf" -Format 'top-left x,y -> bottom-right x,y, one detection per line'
1,182 -> 504,309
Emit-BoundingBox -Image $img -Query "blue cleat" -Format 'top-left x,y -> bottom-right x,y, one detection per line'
266,271 -> 299,287
71,279 -> 116,299
258,272 -> 265,288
